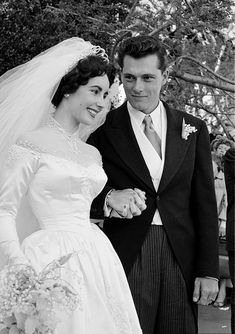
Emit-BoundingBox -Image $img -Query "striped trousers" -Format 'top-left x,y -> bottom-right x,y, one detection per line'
128,226 -> 197,334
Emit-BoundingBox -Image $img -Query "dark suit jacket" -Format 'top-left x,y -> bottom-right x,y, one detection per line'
88,101 -> 219,294
224,147 -> 235,252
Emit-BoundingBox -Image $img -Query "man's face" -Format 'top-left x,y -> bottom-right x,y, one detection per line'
121,54 -> 167,114
216,144 -> 231,157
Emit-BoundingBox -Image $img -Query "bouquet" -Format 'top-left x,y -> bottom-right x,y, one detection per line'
0,254 -> 81,334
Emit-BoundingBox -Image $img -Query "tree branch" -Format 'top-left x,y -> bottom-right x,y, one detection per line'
149,21 -> 173,36
184,0 -> 194,13
124,0 -> 140,27
176,55 -> 235,85
171,71 -> 235,93
45,5 -> 114,31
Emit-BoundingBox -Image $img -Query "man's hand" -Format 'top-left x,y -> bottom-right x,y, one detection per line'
193,277 -> 219,305
107,188 -> 146,219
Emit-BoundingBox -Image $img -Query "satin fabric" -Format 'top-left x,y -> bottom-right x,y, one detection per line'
0,142 -> 142,334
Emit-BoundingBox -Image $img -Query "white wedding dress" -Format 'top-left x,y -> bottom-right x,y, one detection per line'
0,119 -> 142,334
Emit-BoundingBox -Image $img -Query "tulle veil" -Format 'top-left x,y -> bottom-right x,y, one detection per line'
0,37 -> 110,267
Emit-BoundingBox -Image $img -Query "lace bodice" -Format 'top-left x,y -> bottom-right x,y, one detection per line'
0,140 -> 107,234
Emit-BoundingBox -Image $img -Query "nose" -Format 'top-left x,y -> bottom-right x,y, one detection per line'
96,95 -> 107,110
133,78 -> 144,92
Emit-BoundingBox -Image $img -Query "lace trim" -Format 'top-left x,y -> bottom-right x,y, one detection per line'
16,139 -> 102,168
17,139 -> 55,155
6,144 -> 41,167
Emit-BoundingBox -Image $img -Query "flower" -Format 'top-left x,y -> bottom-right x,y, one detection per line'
0,253 -> 80,334
181,118 -> 197,140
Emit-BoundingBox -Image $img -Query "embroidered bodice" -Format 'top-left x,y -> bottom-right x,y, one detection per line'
0,122 -> 107,233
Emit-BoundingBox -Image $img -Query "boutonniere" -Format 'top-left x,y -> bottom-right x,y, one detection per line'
181,118 -> 197,140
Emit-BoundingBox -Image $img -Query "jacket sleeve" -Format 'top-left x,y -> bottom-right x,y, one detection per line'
192,121 -> 219,278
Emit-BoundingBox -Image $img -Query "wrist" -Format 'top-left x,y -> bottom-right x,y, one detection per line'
106,189 -> 116,208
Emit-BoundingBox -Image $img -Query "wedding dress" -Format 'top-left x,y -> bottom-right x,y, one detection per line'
0,117 -> 142,334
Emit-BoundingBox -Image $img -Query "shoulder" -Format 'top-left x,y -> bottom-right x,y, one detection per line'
17,127 -> 54,153
18,127 -> 51,145
224,147 -> 235,162
104,102 -> 128,124
85,142 -> 102,158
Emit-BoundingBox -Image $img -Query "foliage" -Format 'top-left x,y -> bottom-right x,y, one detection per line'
0,0 -> 235,133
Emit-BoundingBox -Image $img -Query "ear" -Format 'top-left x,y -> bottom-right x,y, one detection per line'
161,68 -> 169,86
120,71 -> 124,83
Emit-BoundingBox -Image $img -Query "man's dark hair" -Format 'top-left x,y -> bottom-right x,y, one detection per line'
117,35 -> 168,72
52,55 -> 113,108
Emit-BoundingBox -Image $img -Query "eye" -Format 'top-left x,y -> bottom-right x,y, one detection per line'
124,75 -> 135,82
103,92 -> 108,99
143,75 -> 153,81
91,88 -> 99,95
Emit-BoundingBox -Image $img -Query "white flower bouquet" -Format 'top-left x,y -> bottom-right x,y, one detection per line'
0,254 -> 80,334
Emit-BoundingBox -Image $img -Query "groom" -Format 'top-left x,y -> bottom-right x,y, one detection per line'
88,35 -> 219,334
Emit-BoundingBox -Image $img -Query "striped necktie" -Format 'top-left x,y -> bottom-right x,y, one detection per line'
143,115 -> 162,159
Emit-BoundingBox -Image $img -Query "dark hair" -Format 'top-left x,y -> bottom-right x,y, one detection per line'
117,35 -> 168,72
211,135 -> 233,151
52,55 -> 113,107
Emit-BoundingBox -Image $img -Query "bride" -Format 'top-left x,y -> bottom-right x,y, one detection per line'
0,37 -> 144,333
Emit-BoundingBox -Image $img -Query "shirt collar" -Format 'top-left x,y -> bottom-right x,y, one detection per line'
127,101 -> 163,134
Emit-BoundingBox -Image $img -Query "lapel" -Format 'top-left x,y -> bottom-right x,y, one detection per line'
158,104 -> 191,193
104,103 -> 155,194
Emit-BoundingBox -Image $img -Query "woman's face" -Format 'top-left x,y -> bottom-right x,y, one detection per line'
215,144 -> 230,157
67,74 -> 110,126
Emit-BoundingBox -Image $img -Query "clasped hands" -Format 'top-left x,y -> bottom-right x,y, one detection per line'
107,188 -> 147,219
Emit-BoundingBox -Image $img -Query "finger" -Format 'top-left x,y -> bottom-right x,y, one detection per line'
129,200 -> 141,216
134,188 -> 146,201
193,278 -> 200,303
132,194 -> 146,211
198,289 -> 211,305
125,209 -> 134,219
122,204 -> 129,217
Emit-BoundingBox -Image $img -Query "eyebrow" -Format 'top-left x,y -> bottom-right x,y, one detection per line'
90,85 -> 102,90
123,73 -> 156,77
90,85 -> 109,94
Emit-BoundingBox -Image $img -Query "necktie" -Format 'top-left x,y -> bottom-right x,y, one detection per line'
143,115 -> 162,159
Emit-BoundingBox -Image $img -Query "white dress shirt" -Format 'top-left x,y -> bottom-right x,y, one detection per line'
128,101 -> 167,225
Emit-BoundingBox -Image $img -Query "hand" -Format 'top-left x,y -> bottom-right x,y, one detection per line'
107,188 -> 146,219
218,219 -> 226,238
193,277 -> 219,305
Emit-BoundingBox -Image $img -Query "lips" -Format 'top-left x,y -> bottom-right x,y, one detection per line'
132,95 -> 147,98
87,108 -> 99,118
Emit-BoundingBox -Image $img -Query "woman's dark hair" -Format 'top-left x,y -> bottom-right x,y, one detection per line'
211,135 -> 233,151
117,35 -> 168,72
52,55 -> 113,107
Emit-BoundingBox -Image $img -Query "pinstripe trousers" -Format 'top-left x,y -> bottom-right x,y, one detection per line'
128,226 -> 197,334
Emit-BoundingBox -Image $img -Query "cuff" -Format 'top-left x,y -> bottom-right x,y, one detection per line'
103,189 -> 115,217
205,276 -> 219,282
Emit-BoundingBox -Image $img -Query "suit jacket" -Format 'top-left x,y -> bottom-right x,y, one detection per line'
224,147 -> 235,252
88,101 -> 219,293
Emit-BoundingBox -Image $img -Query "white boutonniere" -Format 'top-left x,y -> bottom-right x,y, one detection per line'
181,118 -> 197,140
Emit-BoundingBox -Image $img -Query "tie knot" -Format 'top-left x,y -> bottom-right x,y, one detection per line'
143,115 -> 152,125
143,115 -> 154,131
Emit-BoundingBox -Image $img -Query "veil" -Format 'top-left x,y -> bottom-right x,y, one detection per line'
0,37 -> 109,267
0,37 -> 109,168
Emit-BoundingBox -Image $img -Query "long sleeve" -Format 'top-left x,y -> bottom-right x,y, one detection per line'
192,122 -> 219,278
0,145 -> 40,264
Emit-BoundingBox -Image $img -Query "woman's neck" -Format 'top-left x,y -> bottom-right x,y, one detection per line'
53,107 -> 79,135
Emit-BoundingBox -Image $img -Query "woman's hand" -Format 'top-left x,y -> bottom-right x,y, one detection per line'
107,188 -> 147,219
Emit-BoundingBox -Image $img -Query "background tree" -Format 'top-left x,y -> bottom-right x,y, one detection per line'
1,0 -> 234,136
